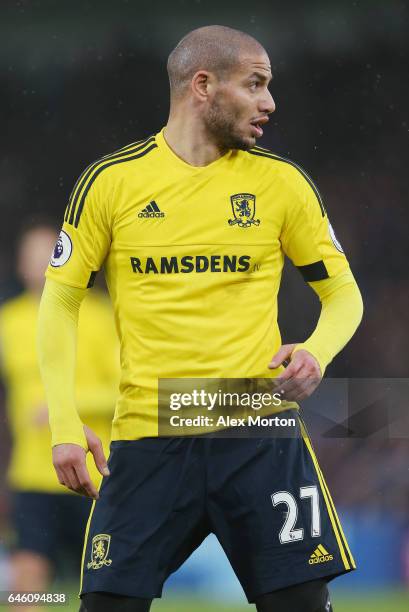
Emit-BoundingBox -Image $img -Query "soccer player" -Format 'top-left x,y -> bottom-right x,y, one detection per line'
0,223 -> 118,610
37,26 -> 363,612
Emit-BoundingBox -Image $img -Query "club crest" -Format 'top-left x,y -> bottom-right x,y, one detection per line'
228,193 -> 260,228
87,534 -> 112,570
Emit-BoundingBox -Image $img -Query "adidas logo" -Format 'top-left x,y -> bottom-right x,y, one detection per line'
308,544 -> 334,565
138,201 -> 165,218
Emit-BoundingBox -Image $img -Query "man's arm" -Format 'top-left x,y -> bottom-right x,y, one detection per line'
38,278 -> 109,498
269,269 -> 363,400
293,269 -> 363,373
75,296 -> 120,417
273,161 -> 364,400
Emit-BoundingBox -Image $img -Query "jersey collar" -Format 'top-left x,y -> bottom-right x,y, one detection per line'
155,127 -> 233,172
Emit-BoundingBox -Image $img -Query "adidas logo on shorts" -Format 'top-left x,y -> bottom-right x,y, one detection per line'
308,544 -> 334,565
138,201 -> 165,218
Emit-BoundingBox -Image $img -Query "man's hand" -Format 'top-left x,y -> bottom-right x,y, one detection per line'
268,344 -> 322,401
52,425 -> 110,499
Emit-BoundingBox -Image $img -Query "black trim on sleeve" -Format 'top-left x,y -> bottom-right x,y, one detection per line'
248,148 -> 326,217
65,136 -> 154,224
297,261 -> 329,282
65,135 -> 155,227
87,271 -> 98,288
73,143 -> 157,228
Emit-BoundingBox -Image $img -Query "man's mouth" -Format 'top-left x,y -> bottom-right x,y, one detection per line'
251,123 -> 263,137
250,117 -> 269,138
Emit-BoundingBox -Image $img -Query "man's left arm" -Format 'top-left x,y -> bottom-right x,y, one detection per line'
271,164 -> 364,399
269,270 -> 363,400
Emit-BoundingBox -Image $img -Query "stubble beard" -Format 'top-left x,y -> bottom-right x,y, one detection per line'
204,94 -> 255,152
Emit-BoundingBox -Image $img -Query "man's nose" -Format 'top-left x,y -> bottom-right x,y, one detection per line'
261,90 -> 276,114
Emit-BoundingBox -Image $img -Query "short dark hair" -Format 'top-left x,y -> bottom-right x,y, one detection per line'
167,25 -> 265,99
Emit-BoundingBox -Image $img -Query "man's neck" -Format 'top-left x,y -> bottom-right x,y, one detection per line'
164,111 -> 228,167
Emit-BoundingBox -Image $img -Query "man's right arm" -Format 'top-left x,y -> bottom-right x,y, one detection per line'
38,278 -> 109,498
38,152 -> 114,497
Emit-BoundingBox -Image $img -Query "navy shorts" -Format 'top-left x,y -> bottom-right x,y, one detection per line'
12,491 -> 92,568
80,411 -> 355,602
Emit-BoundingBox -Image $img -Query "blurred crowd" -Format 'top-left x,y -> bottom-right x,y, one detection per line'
0,0 -> 407,591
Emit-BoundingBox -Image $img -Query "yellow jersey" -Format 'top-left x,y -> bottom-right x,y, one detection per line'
46,129 -> 350,440
0,290 -> 119,492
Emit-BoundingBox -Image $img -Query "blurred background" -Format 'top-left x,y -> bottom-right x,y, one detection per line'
0,0 -> 408,610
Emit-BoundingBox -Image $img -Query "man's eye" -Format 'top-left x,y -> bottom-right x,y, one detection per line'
249,81 -> 259,90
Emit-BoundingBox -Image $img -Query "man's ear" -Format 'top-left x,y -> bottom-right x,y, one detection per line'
191,70 -> 215,101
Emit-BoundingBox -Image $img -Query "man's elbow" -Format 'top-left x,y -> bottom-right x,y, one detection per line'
351,281 -> 364,330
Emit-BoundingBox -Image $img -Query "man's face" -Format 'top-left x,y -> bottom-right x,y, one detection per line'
203,51 -> 275,150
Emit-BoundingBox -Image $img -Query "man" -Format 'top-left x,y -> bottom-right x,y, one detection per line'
0,223 -> 118,610
38,26 -> 363,612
